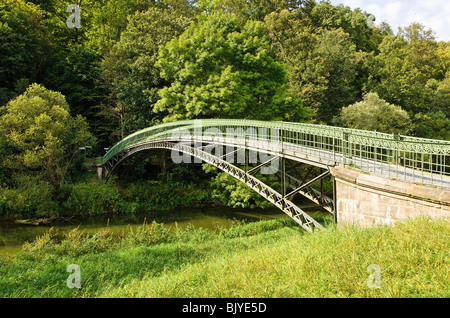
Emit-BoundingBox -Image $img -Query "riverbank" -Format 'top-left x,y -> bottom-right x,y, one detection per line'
0,174 -> 218,221
0,217 -> 447,298
0,206 -> 295,256
0,169 -> 291,222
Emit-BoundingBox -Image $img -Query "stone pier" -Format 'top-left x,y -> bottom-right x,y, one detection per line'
331,166 -> 450,227
96,165 -> 104,179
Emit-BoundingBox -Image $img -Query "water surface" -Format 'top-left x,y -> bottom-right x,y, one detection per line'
0,207 -> 301,256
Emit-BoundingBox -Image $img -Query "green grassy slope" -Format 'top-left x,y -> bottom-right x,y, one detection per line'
0,217 -> 448,298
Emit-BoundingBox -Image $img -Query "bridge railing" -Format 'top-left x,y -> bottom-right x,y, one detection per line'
95,119 -> 450,188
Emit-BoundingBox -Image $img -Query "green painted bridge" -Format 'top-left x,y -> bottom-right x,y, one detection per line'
95,119 -> 450,232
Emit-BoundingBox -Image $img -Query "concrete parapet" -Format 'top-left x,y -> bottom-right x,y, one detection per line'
331,166 -> 450,227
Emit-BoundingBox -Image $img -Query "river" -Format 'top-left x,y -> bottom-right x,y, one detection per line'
0,206 -> 328,257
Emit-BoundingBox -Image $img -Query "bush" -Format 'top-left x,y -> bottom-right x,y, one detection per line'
209,173 -> 274,209
0,175 -> 58,218
413,111 -> 450,140
63,179 -> 122,216
119,180 -> 211,212
20,227 -> 118,258
334,92 -> 412,134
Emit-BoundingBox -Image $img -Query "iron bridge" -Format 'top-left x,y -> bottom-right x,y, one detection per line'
94,119 -> 450,233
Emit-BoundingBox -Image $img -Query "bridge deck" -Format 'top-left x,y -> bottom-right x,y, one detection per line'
184,136 -> 450,189
97,119 -> 450,190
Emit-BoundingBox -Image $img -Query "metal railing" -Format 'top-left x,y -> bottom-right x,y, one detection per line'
95,119 -> 450,188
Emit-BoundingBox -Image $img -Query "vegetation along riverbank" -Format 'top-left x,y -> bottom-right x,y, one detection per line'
0,217 -> 447,298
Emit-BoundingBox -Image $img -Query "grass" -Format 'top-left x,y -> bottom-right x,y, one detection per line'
0,217 -> 448,298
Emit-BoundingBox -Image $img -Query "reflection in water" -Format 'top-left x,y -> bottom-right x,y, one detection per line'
0,206 -> 326,256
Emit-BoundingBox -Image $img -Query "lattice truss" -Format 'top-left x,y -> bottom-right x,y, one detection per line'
102,140 -> 334,233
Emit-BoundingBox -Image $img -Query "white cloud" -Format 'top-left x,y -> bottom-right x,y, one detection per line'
328,0 -> 450,41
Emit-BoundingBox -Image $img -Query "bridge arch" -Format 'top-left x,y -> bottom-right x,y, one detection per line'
95,119 -> 450,232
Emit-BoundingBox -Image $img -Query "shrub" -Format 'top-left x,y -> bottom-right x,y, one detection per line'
0,175 -> 58,218
63,180 -> 122,216
119,180 -> 211,211
20,227 -> 118,258
335,92 -> 412,134
209,173 -> 274,209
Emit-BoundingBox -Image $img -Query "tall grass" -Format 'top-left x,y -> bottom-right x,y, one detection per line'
0,217 -> 448,298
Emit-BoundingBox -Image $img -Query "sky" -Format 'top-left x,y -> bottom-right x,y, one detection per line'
328,0 -> 450,41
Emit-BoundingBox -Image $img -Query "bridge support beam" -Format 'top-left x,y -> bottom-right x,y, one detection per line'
103,140 -> 327,232
331,166 -> 450,227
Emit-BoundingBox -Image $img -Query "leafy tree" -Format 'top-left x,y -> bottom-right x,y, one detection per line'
103,6 -> 192,135
155,12 -> 306,122
197,0 -> 308,21
205,166 -> 273,209
413,111 -> 450,141
334,92 -> 412,134
266,10 -> 362,123
27,0 -> 163,50
431,74 -> 450,118
309,1 -> 377,52
43,48 -> 104,118
84,0 -> 172,54
24,0 -> 80,47
41,47 -> 112,152
0,0 -> 51,105
0,84 -> 95,187
366,23 -> 445,115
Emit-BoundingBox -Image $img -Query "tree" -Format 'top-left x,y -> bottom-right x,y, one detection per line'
41,47 -> 112,152
197,0 -> 308,21
266,10 -> 363,123
0,0 -> 51,105
0,84 -> 95,187
309,1 -> 378,52
84,0 -> 173,54
334,92 -> 412,134
204,165 -> 273,209
155,12 -> 306,122
103,6 -> 192,135
366,23 -> 444,115
413,111 -> 450,141
431,74 -> 450,118
43,48 -> 104,118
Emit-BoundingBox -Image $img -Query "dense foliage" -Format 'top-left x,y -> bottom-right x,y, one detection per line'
0,0 -> 449,218
334,92 -> 412,134
0,217 -> 448,297
0,84 -> 95,187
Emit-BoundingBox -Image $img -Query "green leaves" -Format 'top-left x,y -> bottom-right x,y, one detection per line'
209,172 -> 273,209
334,92 -> 412,135
413,111 -> 450,141
366,23 -> 446,115
155,13 -> 291,122
0,84 -> 95,187
0,0 -> 50,105
265,9 -> 363,124
104,6 -> 192,133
